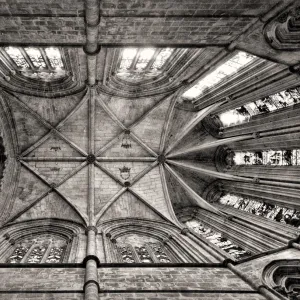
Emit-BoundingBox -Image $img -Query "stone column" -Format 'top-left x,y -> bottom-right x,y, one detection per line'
84,226 -> 99,300
84,0 -> 101,86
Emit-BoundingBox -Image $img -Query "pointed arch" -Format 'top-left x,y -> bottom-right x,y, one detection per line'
0,219 -> 85,263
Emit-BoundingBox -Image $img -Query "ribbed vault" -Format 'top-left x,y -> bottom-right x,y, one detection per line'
0,44 -> 300,237
0,80 -> 231,228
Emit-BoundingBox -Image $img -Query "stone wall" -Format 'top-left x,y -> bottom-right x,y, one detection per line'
98,266 -> 253,291
0,265 -> 266,299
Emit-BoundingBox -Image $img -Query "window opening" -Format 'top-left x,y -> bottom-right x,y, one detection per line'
219,193 -> 300,227
182,51 -> 256,100
218,87 -> 300,127
185,219 -> 251,260
117,47 -> 175,81
232,150 -> 300,166
116,240 -> 173,263
6,235 -> 68,264
3,46 -> 66,82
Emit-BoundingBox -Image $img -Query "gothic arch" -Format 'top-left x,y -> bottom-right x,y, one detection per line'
0,219 -> 85,263
98,218 -> 210,263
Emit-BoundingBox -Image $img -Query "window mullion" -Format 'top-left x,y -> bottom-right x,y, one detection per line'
21,243 -> 36,263
144,49 -> 160,72
39,48 -> 54,70
129,245 -> 140,263
130,49 -> 141,71
18,48 -> 37,70
41,242 -> 52,263
144,243 -> 159,263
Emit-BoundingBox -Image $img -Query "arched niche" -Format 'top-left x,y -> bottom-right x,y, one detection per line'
263,260 -> 300,299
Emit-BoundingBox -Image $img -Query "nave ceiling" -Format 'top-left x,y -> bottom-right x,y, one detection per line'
0,0 -> 299,231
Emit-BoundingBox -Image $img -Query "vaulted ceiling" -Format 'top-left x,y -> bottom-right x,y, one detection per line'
0,83 -> 222,227
0,0 -> 299,228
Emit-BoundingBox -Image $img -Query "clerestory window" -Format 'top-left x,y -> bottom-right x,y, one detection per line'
114,234 -> 174,263
218,86 -> 300,127
7,234 -> 68,264
116,242 -> 172,263
219,193 -> 300,228
231,149 -> 300,166
182,51 -> 257,101
185,219 -> 251,260
117,48 -> 175,81
1,46 -> 66,82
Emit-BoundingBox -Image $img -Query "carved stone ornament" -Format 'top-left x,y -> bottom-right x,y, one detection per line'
264,6 -> 300,50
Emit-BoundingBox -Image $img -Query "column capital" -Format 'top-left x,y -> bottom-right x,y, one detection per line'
85,226 -> 98,235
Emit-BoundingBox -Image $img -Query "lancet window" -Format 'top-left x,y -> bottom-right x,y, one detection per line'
218,87 -> 300,127
1,46 -> 66,81
6,234 -> 68,264
182,51 -> 256,100
117,48 -> 175,81
231,150 -> 300,166
185,220 -> 251,260
219,193 -> 300,228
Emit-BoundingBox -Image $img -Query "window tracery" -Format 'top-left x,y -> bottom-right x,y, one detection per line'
117,47 -> 175,81
114,234 -> 173,263
7,245 -> 30,264
135,246 -> 153,263
219,193 -> 300,228
118,245 -> 136,263
185,220 -> 251,260
116,242 -> 172,263
6,234 -> 68,264
231,150 -> 300,166
182,51 -> 256,100
27,244 -> 48,263
2,46 -> 66,82
218,87 -> 300,127
149,243 -> 171,263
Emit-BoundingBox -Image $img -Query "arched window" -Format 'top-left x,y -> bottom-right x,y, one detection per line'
1,46 -> 66,82
218,87 -> 300,127
185,219 -> 251,260
117,48 -> 175,81
219,193 -> 300,228
114,234 -> 174,263
6,234 -> 69,264
230,149 -> 300,166
182,51 -> 256,101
